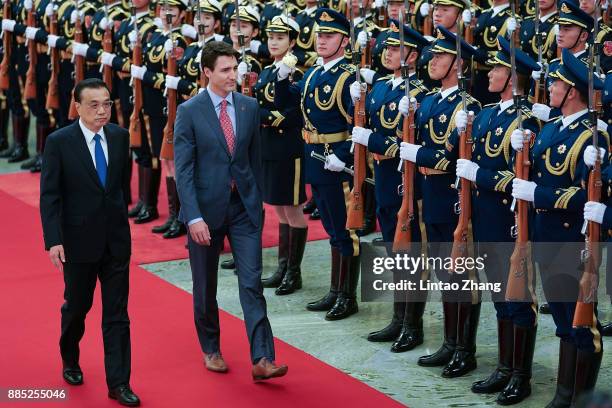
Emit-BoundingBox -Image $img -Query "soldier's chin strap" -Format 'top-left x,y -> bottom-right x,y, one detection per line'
328,35 -> 348,63
503,71 -> 512,95
559,84 -> 573,110
441,54 -> 457,82
568,28 -> 585,52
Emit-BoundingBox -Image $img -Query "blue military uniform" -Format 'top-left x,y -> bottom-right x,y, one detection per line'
526,49 -> 607,406
519,8 -> 558,63
274,8 -> 360,321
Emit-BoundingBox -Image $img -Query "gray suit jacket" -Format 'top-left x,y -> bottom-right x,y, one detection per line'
174,90 -> 263,230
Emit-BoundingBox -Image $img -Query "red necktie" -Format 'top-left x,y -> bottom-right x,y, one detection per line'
219,99 -> 235,155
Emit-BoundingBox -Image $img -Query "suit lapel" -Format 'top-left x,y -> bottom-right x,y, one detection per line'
232,92 -> 245,161
71,122 -> 104,190
201,91 -> 231,158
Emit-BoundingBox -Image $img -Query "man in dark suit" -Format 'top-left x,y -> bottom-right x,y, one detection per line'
40,78 -> 140,406
174,41 -> 288,380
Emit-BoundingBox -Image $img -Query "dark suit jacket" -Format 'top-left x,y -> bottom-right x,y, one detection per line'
40,121 -> 132,263
174,90 -> 263,230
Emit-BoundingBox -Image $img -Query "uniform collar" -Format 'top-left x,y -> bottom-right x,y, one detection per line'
491,4 -> 509,17
540,11 -> 557,23
304,5 -> 317,14
439,85 -> 459,102
322,56 -> 344,72
498,98 -> 514,114
561,108 -> 588,131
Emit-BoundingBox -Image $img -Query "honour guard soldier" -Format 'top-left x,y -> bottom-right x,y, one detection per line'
579,0 -> 612,73
221,0 -> 262,34
453,35 -> 541,405
254,15 -> 309,296
350,21 -> 430,349
510,49 -> 607,407
231,5 -> 263,81
318,0 -> 347,15
258,0 -> 299,45
293,0 -> 320,69
274,8 -> 361,320
398,25 -> 482,377
519,0 -> 558,63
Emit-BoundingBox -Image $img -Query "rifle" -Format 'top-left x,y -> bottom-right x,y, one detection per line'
449,16 -> 474,271
160,0 -> 177,161
24,3 -> 37,100
506,0 -> 533,302
533,0 -> 548,105
393,14 -> 416,252
463,0 -> 474,45
311,151 -> 375,185
45,0 -> 60,110
0,0 -> 12,91
235,0 -> 257,96
377,0 -> 387,28
68,0 -> 84,119
423,1 -> 433,36
573,1 -> 602,329
129,2 -> 143,147
346,0 -> 367,230
102,0 -> 113,93
195,0 -> 209,88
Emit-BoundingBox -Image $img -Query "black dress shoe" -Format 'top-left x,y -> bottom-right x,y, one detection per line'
391,328 -> 424,352
539,303 -> 551,314
367,320 -> 402,342
127,201 -> 144,218
601,322 -> 612,336
62,364 -> 83,386
29,155 -> 42,173
133,206 -> 159,224
309,208 -> 321,220
441,350 -> 477,378
7,146 -> 29,163
108,384 -> 140,407
303,198 -> 316,214
20,154 -> 39,170
325,296 -> 358,320
163,219 -> 187,239
306,291 -> 338,311
221,259 -> 235,270
418,342 -> 456,367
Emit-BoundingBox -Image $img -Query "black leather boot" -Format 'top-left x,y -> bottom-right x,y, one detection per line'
0,113 -> 18,158
496,324 -> 537,405
7,115 -> 30,163
0,100 -> 8,152
303,197 -> 316,214
545,340 -> 577,408
540,303 -> 551,314
418,302 -> 458,367
368,301 -> 404,342
391,301 -> 425,352
276,226 -> 308,295
309,207 -> 321,220
472,319 -> 513,394
163,180 -> 186,239
602,322 -> 612,336
152,177 -> 176,233
571,349 -> 602,405
30,125 -> 53,173
262,223 -> 290,288
22,123 -> 44,170
357,183 -> 376,237
307,247 -> 340,311
134,166 -> 160,224
442,302 -> 481,378
325,255 -> 359,320
128,165 -> 145,217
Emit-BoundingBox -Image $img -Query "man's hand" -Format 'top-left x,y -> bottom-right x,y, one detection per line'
189,220 -> 211,246
324,154 -> 346,172
49,244 -> 65,272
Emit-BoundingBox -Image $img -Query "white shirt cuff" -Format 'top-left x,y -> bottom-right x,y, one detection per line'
188,217 -> 203,226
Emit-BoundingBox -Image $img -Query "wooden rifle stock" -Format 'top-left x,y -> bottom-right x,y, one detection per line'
68,10 -> 84,120
449,114 -> 474,269
423,7 -> 433,37
45,7 -> 60,110
129,37 -> 143,147
0,0 -> 12,91
346,86 -> 367,230
506,135 -> 533,301
240,71 -> 258,97
160,47 -> 177,161
377,5 -> 387,28
24,8 -> 37,100
393,104 -> 416,252
102,25 -> 113,93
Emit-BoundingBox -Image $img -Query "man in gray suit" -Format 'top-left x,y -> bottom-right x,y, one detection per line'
174,41 -> 288,380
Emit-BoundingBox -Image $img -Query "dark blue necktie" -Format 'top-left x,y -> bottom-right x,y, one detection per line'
93,134 -> 107,186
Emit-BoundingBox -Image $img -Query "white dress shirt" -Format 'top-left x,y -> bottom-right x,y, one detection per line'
322,56 -> 345,72
498,98 -> 514,115
79,119 -> 108,169
560,108 -> 588,132
438,85 -> 459,102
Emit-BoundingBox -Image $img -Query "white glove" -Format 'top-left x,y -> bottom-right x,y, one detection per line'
399,142 -> 421,162
99,17 -> 110,31
71,42 -> 89,57
531,62 -> 543,81
419,2 -> 430,17
583,146 -> 606,167
24,0 -> 32,10
250,39 -> 262,54
456,159 -> 479,182
351,126 -> 372,147
70,10 -> 83,24
324,154 -> 346,172
277,61 -> 292,80
398,96 -> 417,115
128,29 -> 137,44
154,17 -> 163,28
360,68 -> 376,85
357,30 -> 369,48
349,81 -> 363,103
164,38 -> 174,55
181,24 -> 197,39
1,19 -> 16,33
507,17 -> 517,33
375,0 -> 384,7
100,51 -> 116,67
236,61 -> 248,85
25,27 -> 39,40
532,103 -> 551,122
511,179 -> 537,202
454,110 -> 472,131
130,64 -> 147,80
462,9 -> 472,24
47,34 -> 59,48
45,3 -> 55,16
584,201 -> 607,225
165,75 -> 180,90
510,128 -> 530,151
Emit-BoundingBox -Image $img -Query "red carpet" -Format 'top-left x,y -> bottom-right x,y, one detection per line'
0,170 -> 329,264
0,189 -> 403,407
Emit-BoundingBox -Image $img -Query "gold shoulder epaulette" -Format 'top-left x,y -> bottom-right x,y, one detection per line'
338,63 -> 357,73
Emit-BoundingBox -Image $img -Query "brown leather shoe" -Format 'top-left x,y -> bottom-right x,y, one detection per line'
252,357 -> 288,381
204,353 -> 228,373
